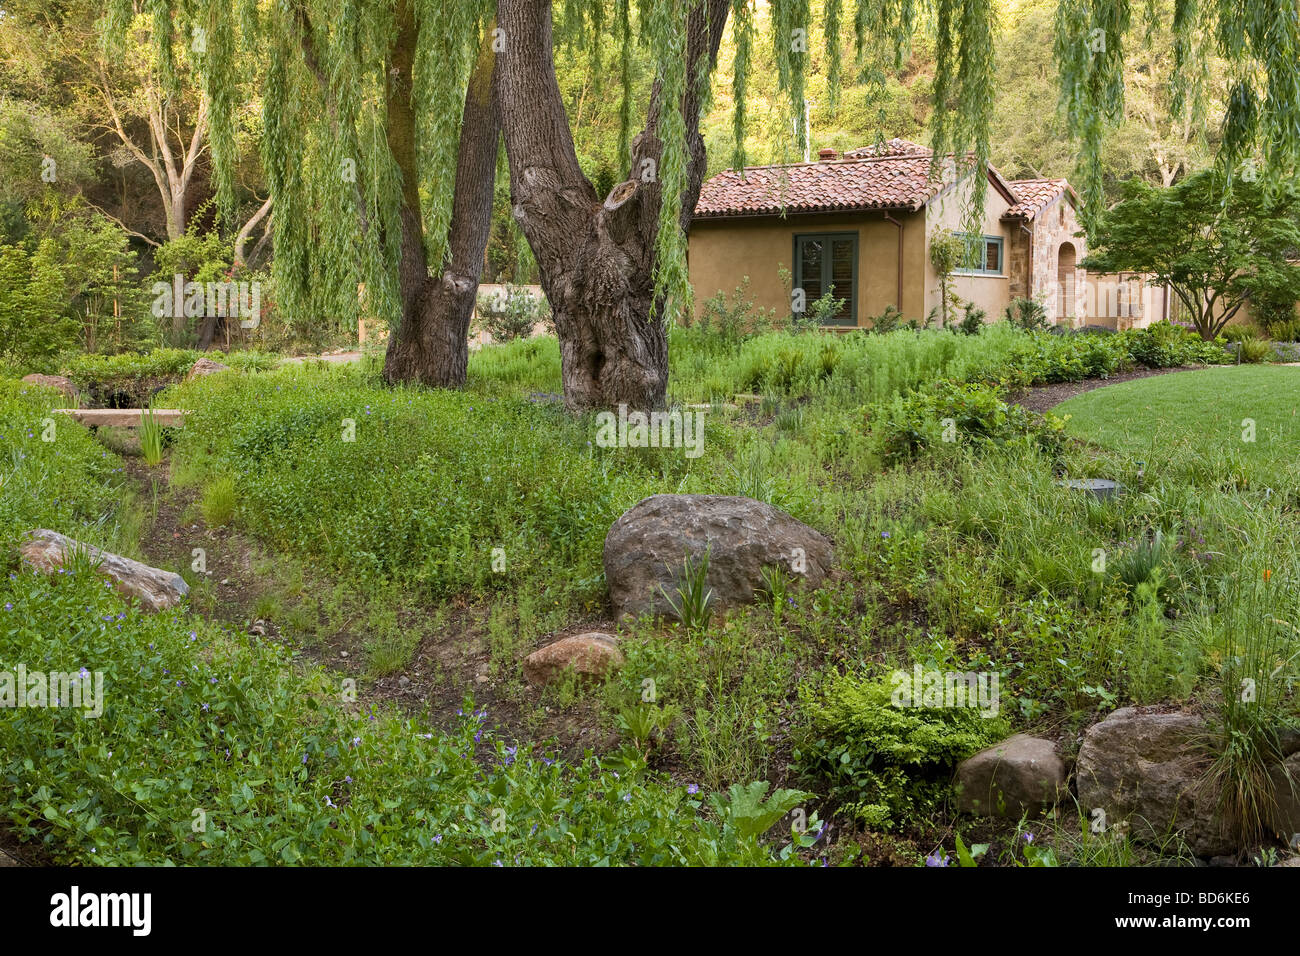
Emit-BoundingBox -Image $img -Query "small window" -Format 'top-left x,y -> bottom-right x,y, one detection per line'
793,232 -> 858,325
953,234 -> 1004,276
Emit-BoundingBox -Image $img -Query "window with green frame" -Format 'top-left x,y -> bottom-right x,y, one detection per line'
952,234 -> 1004,275
793,232 -> 857,325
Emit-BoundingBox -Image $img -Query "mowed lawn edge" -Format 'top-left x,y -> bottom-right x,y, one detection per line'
1055,365 -> 1300,483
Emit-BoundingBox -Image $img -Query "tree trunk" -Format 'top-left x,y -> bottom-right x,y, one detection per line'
498,0 -> 728,412
381,7 -> 500,388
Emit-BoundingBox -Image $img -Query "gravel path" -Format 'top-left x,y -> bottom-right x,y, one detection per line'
1008,365 -> 1200,414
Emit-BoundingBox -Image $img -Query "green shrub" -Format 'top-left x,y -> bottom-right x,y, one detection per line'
868,305 -> 902,334
1003,296 -> 1050,331
876,381 -> 1066,466
1119,321 -> 1225,369
63,348 -> 200,407
475,285 -> 549,342
1250,290 -> 1299,339
694,277 -> 778,342
958,303 -> 986,336
1220,324 -> 1264,344
795,671 -> 1007,829
1237,336 -> 1274,364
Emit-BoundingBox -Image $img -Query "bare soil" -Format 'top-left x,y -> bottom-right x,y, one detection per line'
125,456 -> 620,767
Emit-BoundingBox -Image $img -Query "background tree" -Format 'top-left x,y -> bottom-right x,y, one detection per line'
1082,171 -> 1300,341
992,0 -> 1226,197
173,0 -> 1300,407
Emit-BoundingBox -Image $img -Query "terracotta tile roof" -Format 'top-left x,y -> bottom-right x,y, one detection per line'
1003,178 -> 1073,220
695,152 -> 952,219
694,139 -> 1068,220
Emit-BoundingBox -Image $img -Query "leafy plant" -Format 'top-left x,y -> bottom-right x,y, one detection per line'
661,549 -> 714,631
1003,296 -> 1049,331
958,302 -> 987,336
138,407 -> 165,466
710,780 -> 812,840
795,671 -> 1007,829
200,475 -> 238,527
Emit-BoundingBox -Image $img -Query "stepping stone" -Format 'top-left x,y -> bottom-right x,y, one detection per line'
53,408 -> 188,428
19,529 -> 189,612
1056,478 -> 1125,500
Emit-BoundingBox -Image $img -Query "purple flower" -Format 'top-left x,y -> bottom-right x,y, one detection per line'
4,603 -> 15,611
1021,832 -> 1034,844
686,784 -> 699,795
925,851 -> 950,867
881,531 -> 891,539
302,753 -> 308,765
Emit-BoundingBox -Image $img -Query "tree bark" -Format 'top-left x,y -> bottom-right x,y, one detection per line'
381,5 -> 500,388
498,0 -> 729,411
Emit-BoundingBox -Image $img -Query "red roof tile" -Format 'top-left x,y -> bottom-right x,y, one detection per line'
1003,178 -> 1073,220
695,139 -> 1074,221
695,153 -> 952,219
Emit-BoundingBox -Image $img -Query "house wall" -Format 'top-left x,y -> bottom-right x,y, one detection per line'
1028,196 -> 1088,326
924,177 -> 1016,322
687,210 -> 928,328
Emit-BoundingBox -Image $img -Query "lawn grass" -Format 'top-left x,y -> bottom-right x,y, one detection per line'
1056,366 -> 1300,488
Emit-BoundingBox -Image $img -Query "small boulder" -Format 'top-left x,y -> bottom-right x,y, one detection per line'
1266,752 -> 1300,842
21,374 -> 80,405
603,494 -> 833,620
185,357 -> 231,381
524,632 -> 623,686
19,529 -> 188,612
1076,706 -> 1230,857
955,734 -> 1066,818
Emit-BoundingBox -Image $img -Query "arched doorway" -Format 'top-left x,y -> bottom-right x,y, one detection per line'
1057,243 -> 1077,324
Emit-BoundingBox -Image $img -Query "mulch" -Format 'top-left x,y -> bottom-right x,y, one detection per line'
1007,365 -> 1199,415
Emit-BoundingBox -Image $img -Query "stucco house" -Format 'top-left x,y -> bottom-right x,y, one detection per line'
688,138 -> 1096,329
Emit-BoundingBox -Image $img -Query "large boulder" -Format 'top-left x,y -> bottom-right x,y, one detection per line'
19,529 -> 188,612
955,734 -> 1066,818
21,374 -> 80,405
185,357 -> 231,381
1076,707 -> 1231,857
603,494 -> 833,620
523,633 -> 623,686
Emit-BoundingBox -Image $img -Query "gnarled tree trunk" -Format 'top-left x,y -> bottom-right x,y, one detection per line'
381,5 -> 500,387
498,0 -> 728,411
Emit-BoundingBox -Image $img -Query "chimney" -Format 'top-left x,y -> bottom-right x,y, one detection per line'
818,147 -> 839,161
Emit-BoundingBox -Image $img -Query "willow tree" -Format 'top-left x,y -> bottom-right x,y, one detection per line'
141,0 -> 1300,407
